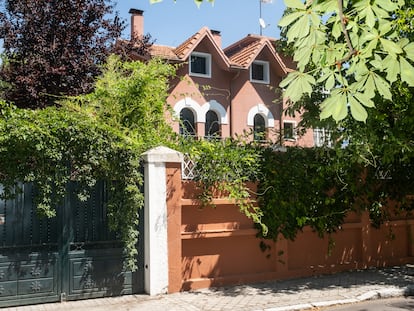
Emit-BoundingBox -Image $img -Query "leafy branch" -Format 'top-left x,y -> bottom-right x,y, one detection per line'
279,0 -> 414,122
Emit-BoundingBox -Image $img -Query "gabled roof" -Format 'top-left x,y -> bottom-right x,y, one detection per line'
172,27 -> 231,68
125,27 -> 292,75
224,35 -> 289,74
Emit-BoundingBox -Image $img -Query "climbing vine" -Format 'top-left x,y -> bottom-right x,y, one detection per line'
181,137 -> 267,232
0,55 -> 177,270
183,138 -> 414,242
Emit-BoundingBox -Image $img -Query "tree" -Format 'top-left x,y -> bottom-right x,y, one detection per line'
282,1 -> 414,227
0,0 -> 124,108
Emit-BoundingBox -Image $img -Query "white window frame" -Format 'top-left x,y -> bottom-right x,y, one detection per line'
283,120 -> 297,141
250,60 -> 270,84
189,52 -> 212,78
313,128 -> 332,147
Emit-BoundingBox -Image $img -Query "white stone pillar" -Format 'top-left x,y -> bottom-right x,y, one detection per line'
141,146 -> 183,295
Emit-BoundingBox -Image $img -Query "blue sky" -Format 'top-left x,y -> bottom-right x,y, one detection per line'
115,0 -> 286,48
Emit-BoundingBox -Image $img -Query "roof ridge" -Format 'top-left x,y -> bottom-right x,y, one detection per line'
174,27 -> 211,59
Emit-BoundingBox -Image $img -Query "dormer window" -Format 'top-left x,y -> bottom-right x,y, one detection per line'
250,60 -> 269,84
190,52 -> 211,78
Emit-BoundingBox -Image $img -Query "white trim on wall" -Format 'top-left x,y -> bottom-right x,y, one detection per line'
200,100 -> 228,124
173,98 -> 228,124
247,104 -> 275,127
173,97 -> 202,123
189,51 -> 212,78
283,120 -> 297,140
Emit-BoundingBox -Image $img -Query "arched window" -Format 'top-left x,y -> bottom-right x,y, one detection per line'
179,108 -> 196,137
253,114 -> 266,141
205,110 -> 220,139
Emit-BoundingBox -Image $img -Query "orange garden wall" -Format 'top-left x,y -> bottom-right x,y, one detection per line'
164,165 -> 414,293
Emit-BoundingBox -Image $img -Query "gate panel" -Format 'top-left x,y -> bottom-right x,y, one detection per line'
63,182 -> 134,300
0,184 -> 60,307
0,182 -> 144,307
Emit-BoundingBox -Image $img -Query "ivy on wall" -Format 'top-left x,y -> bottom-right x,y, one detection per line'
181,137 -> 266,232
186,138 -> 414,241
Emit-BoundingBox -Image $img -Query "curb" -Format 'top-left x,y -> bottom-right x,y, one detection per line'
260,285 -> 413,311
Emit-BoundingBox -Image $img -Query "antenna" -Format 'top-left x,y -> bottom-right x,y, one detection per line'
259,18 -> 267,29
259,0 -> 273,35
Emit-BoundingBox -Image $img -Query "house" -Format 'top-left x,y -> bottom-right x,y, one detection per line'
127,8 -> 317,147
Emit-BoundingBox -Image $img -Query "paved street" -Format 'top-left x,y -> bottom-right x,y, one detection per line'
3,265 -> 414,311
322,296 -> 414,310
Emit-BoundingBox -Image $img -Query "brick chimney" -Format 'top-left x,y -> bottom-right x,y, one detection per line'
129,8 -> 144,40
211,30 -> 222,48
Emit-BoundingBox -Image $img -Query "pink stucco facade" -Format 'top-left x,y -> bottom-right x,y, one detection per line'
129,9 -> 317,147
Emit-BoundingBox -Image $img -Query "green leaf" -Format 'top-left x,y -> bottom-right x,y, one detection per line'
278,11 -> 306,27
320,95 -> 336,120
325,74 -> 335,90
332,93 -> 348,121
309,12 -> 321,27
375,0 -> 400,11
398,38 -> 410,49
360,37 -> 378,58
314,0 -> 338,12
382,55 -> 400,82
294,46 -> 312,70
372,4 -> 390,19
284,0 -> 306,9
332,20 -> 342,39
353,91 -> 375,108
320,90 -> 348,121
378,20 -> 392,35
380,38 -> 403,57
400,57 -> 414,86
403,42 -> 414,62
287,15 -> 310,42
365,6 -> 376,29
372,73 -> 392,100
364,75 -> 376,98
279,71 -> 300,88
281,72 -> 315,102
349,96 -> 368,122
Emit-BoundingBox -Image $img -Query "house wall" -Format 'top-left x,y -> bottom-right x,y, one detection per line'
167,40 -> 233,138
129,9 -> 315,146
166,41 -> 311,145
230,50 -> 283,141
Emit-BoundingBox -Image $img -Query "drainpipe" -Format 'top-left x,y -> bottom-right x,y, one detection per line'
229,69 -> 241,138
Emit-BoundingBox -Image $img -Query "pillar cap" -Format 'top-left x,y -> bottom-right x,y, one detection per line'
142,146 -> 183,164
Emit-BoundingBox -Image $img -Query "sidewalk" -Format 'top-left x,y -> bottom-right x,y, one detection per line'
3,265 -> 414,311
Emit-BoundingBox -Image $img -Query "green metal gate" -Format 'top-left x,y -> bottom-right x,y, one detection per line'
0,182 -> 144,307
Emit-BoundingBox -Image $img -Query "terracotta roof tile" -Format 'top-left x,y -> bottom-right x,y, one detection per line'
149,45 -> 179,60
223,35 -> 287,74
227,39 -> 264,68
174,27 -> 210,59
